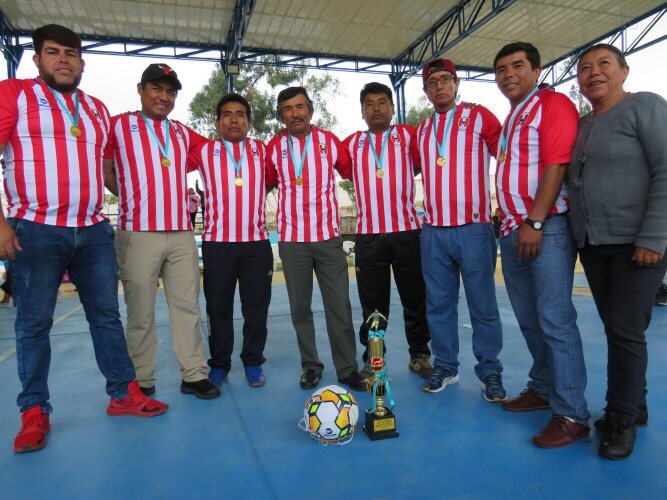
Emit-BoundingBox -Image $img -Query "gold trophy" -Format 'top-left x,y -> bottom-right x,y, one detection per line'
363,310 -> 399,440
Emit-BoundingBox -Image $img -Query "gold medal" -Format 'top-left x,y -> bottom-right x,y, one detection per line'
161,157 -> 171,167
376,169 -> 385,179
234,177 -> 243,187
295,177 -> 303,186
436,156 -> 447,167
498,152 -> 506,163
70,125 -> 82,137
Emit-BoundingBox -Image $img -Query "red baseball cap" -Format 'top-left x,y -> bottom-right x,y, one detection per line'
422,58 -> 457,82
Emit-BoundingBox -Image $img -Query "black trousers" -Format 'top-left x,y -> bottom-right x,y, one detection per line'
355,229 -> 430,361
190,211 -> 197,228
579,243 -> 667,417
202,240 -> 273,370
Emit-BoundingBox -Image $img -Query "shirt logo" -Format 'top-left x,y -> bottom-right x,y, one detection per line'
173,127 -> 182,137
251,147 -> 260,158
391,133 -> 401,145
90,108 -> 103,124
281,149 -> 288,158
213,148 -> 221,157
473,213 -> 479,220
516,113 -> 529,128
130,124 -> 140,133
420,127 -> 428,136
358,138 -> 365,148
319,144 -> 328,156
458,117 -> 469,129
38,97 -> 50,108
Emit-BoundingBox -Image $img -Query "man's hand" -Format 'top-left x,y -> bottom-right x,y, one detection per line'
0,219 -> 21,260
632,246 -> 664,267
516,223 -> 542,261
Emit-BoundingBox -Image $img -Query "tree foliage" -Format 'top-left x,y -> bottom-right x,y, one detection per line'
338,179 -> 356,208
405,96 -> 433,127
188,57 -> 340,141
569,84 -> 592,116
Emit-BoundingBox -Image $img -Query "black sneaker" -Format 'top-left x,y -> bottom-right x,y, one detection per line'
180,379 -> 221,400
300,369 -> 321,390
599,419 -> 637,460
338,370 -> 366,392
595,406 -> 648,430
139,385 -> 156,396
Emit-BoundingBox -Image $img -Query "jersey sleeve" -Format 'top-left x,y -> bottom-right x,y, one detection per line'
478,105 -> 502,158
0,79 -> 22,145
265,136 -> 279,188
103,115 -> 119,159
410,123 -> 423,171
539,92 -> 579,166
332,133 -> 352,180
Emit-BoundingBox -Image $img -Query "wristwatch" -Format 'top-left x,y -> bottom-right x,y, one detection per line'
525,218 -> 543,230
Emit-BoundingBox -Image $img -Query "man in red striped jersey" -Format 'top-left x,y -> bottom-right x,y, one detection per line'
343,82 -> 432,379
493,42 -> 589,448
188,93 -> 272,388
104,64 -> 219,400
0,25 -> 167,454
411,58 -> 506,401
266,87 -> 364,391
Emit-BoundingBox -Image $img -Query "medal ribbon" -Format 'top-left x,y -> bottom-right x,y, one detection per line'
47,85 -> 80,131
222,139 -> 246,179
365,127 -> 392,174
498,86 -> 539,157
140,112 -> 171,162
432,105 -> 457,160
287,132 -> 312,181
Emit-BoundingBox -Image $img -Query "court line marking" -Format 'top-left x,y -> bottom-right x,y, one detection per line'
0,304 -> 83,363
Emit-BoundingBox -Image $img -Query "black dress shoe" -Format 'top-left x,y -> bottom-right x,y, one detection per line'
139,385 -> 156,396
180,379 -> 221,400
300,369 -> 321,390
338,370 -> 366,392
594,405 -> 648,431
599,421 -> 637,460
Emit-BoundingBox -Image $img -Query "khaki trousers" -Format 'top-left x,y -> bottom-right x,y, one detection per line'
115,229 -> 207,386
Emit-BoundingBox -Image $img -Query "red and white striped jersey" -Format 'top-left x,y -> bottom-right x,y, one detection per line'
495,89 -> 578,236
188,138 -> 268,242
265,126 -> 352,242
105,112 -> 206,231
0,78 -> 110,227
344,125 -> 420,234
411,103 -> 501,227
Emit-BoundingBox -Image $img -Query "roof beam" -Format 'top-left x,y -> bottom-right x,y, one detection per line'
0,10 -> 23,78
391,0 -> 517,86
225,0 -> 256,62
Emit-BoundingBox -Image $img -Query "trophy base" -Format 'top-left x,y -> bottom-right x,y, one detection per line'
363,409 -> 399,441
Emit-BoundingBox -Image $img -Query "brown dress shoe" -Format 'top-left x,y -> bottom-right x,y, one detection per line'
501,388 -> 550,412
533,416 -> 590,448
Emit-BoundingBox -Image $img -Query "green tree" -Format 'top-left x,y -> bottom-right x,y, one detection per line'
338,179 -> 356,208
569,84 -> 592,116
405,96 -> 433,126
188,57 -> 340,141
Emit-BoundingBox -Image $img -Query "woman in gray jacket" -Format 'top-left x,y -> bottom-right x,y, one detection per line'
567,43 -> 667,461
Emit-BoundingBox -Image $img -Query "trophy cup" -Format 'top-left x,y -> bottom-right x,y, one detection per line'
363,310 -> 399,440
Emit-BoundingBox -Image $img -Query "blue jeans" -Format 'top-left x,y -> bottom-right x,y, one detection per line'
8,219 -> 136,413
421,223 -> 503,380
500,216 -> 589,421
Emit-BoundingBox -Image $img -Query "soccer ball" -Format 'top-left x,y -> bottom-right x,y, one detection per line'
301,385 -> 359,445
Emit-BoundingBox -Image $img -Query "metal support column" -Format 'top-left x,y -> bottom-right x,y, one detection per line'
0,11 -> 23,78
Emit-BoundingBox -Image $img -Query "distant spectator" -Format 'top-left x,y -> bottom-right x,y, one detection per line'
188,187 -> 201,228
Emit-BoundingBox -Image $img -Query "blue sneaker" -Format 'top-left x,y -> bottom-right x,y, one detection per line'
422,366 -> 459,393
209,368 -> 228,387
245,365 -> 265,387
481,373 -> 507,402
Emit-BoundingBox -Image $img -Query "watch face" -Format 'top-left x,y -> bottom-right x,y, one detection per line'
533,221 -> 543,230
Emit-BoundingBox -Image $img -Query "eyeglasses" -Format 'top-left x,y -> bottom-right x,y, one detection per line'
425,74 -> 457,88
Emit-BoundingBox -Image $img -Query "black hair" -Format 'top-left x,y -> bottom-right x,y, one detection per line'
276,86 -> 314,118
360,82 -> 394,106
216,93 -> 252,121
577,43 -> 628,69
32,24 -> 82,56
493,42 -> 541,70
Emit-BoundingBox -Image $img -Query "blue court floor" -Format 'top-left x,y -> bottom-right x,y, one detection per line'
0,273 -> 665,499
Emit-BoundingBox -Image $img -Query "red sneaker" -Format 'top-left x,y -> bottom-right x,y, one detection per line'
14,406 -> 51,453
106,381 -> 168,417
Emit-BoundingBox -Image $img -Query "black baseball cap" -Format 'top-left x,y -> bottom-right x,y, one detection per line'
140,63 -> 182,90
